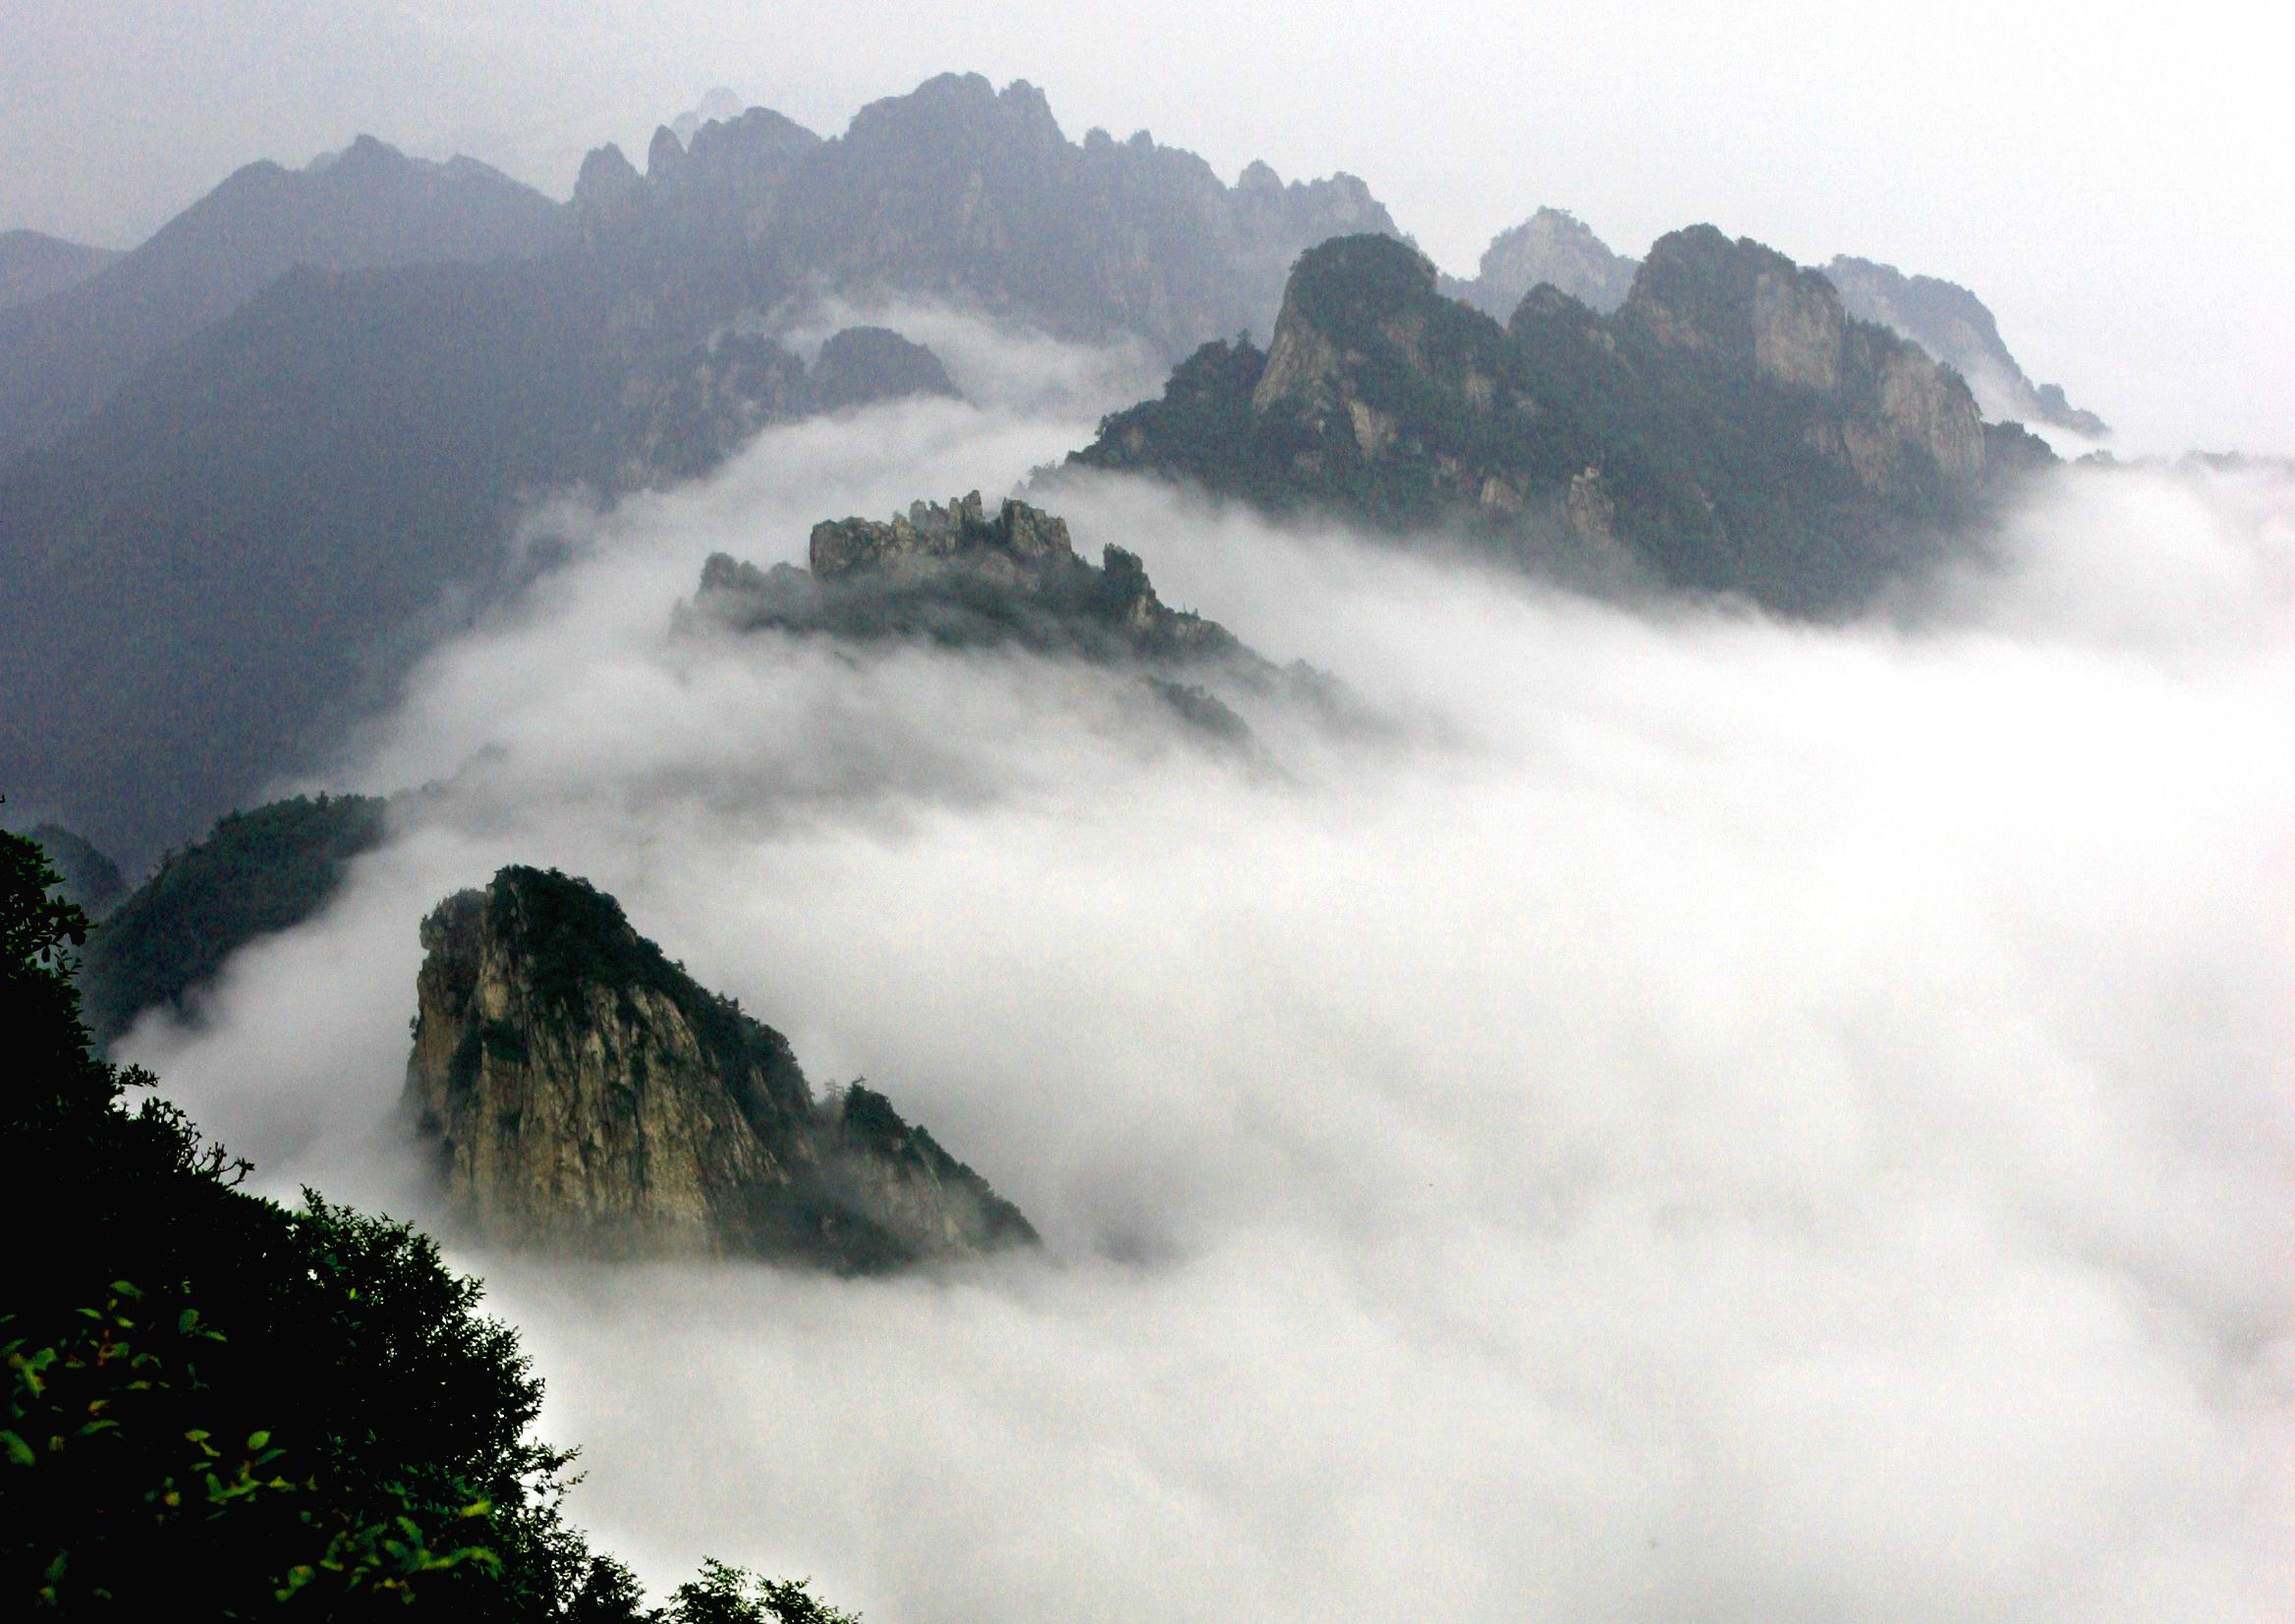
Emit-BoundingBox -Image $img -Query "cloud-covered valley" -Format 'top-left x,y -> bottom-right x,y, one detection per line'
117,371 -> 2294,1621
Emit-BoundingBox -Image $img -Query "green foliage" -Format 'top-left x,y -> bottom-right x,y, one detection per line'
3,1281 -> 499,1613
22,825 -> 125,918
665,1561 -> 861,1624
80,793 -> 389,1043
491,867 -> 811,1125
0,827 -> 865,1619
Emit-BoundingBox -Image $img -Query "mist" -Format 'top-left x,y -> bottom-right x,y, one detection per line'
115,338 -> 2294,1620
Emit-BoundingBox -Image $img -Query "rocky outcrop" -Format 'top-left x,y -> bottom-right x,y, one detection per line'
405,866 -> 1036,1268
1822,253 -> 2107,437
1446,207 -> 1636,317
1073,229 -> 2041,614
1442,209 -> 2103,439
690,491 -> 1252,665
1622,226 -> 1987,500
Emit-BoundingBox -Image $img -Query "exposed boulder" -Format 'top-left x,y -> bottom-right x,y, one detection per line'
405,866 -> 1036,1268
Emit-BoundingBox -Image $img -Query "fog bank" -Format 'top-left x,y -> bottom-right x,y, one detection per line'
123,385 -> 2294,1620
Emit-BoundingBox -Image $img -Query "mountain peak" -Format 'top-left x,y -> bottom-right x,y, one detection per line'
406,865 -> 1036,1267
1458,206 -> 1638,317
573,141 -> 641,209
644,123 -> 687,182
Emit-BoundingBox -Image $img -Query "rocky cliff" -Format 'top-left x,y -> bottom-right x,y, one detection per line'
689,491 -> 1253,666
1821,254 -> 2107,437
1072,228 -> 2049,614
1442,211 -> 2102,439
1619,226 -> 1988,496
405,866 -> 1036,1268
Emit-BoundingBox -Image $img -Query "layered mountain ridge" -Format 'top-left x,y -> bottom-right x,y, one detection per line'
0,74 -> 1399,864
0,136 -> 570,465
1446,206 -> 1637,318
0,229 -> 119,310
571,72 -> 1399,359
1821,253 -> 2108,437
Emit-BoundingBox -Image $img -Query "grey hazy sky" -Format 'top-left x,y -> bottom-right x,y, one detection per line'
4,0 -> 2288,452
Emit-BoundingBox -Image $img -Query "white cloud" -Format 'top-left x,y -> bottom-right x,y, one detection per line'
125,393 -> 2295,1620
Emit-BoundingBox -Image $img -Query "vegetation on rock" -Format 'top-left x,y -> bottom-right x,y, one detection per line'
1072,230 -> 2053,615
2,825 -> 866,1617
78,794 -> 387,1044
408,866 -> 1037,1269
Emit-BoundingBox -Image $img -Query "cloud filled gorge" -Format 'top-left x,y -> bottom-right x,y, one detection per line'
119,386 -> 2294,1621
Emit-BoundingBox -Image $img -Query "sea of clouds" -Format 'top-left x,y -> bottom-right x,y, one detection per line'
119,336 -> 2293,1621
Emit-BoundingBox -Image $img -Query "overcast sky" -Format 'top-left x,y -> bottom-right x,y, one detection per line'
4,0 -> 2288,452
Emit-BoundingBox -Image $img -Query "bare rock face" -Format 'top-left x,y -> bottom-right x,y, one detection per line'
1448,207 -> 1638,318
1823,253 -> 2108,437
1750,264 -> 1845,392
808,489 -> 1075,582
405,866 -> 1036,1269
1075,229 -> 2037,615
1625,226 -> 1985,500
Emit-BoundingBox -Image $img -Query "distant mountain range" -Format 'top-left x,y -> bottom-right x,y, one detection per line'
0,71 -> 2101,864
0,137 -> 569,466
1444,206 -> 1639,319
0,229 -> 118,309
1442,206 -> 2104,438
1820,254 -> 2107,437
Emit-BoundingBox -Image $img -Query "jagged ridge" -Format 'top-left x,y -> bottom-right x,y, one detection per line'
690,490 -> 1253,666
1072,228 -> 2055,615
